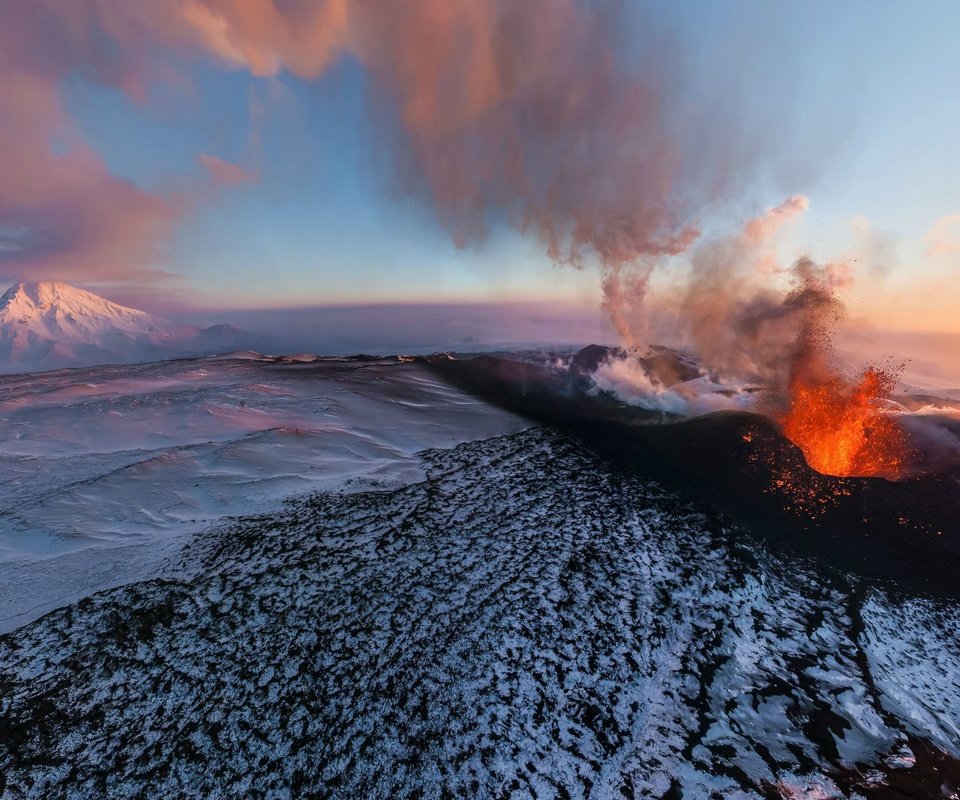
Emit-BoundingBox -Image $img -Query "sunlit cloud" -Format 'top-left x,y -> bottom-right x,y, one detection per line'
0,0 -> 269,285
199,154 -> 259,186
743,194 -> 809,247
926,213 -> 960,257
0,71 -> 178,282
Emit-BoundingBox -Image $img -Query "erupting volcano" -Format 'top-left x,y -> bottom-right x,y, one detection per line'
778,362 -> 906,479
764,270 -> 910,480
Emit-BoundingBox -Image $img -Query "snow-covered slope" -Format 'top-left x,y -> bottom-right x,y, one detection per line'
0,281 -> 252,372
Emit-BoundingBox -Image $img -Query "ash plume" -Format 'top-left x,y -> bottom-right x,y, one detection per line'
619,195 -> 851,399
2,0 -> 757,292
163,0 -> 719,268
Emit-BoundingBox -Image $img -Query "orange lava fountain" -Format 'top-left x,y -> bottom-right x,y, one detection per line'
778,364 -> 906,479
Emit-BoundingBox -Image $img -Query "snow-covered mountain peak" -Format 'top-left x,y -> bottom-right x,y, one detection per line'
2,280 -> 95,306
1,280 -> 128,313
0,280 -> 257,373
0,280 -> 185,339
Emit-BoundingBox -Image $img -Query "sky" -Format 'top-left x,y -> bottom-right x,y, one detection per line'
1,0 -> 959,333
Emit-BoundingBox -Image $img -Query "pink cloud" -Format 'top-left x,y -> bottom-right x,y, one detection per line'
926,213 -> 960,257
743,195 -> 810,246
165,1 -> 710,266
0,71 -> 179,282
199,154 -> 258,186
0,1 -> 268,285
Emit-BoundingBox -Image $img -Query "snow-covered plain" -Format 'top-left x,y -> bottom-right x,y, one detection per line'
0,354 -> 958,798
0,355 -> 526,630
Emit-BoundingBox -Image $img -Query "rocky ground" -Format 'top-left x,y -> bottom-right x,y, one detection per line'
1,428 -> 958,798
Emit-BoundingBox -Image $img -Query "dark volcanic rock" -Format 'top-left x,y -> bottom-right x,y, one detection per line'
430,354 -> 960,597
570,343 -> 701,386
569,343 -> 623,375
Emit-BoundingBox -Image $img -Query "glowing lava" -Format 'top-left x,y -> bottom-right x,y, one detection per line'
778,364 -> 906,479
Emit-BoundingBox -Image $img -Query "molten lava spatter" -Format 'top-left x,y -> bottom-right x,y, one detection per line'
779,365 -> 906,479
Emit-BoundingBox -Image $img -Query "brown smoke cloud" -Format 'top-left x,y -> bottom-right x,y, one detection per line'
1,0 -> 748,292
678,196 -> 827,386
175,0 -> 714,265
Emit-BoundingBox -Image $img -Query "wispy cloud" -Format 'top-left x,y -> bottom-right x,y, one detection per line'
199,154 -> 259,186
925,213 -> 960,257
0,71 -> 178,282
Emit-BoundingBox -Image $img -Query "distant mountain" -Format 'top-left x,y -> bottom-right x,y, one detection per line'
0,281 -> 259,373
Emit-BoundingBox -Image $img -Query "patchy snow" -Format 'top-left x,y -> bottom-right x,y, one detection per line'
0,429 -> 957,798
